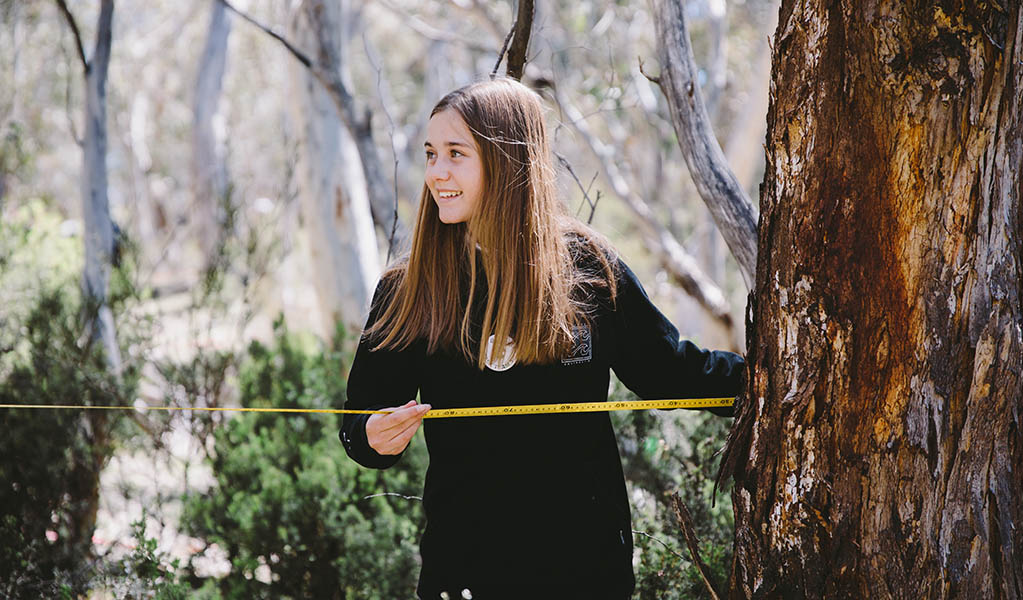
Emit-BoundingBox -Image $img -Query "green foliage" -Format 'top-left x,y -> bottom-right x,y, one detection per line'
182,321 -> 428,599
0,287 -> 124,595
1,120 -> 33,183
0,201 -> 82,309
610,379 -> 735,600
0,204 -> 146,596
93,515 -> 191,600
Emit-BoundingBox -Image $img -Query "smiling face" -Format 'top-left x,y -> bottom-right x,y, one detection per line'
424,109 -> 484,224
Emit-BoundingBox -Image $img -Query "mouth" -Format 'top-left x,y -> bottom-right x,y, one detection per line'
436,190 -> 463,201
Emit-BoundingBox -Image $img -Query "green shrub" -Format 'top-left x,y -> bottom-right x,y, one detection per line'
0,290 -> 129,596
0,203 -> 145,597
182,321 -> 428,599
610,380 -> 734,600
92,515 -> 191,600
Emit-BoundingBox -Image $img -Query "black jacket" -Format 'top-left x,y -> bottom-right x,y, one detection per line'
340,257 -> 744,600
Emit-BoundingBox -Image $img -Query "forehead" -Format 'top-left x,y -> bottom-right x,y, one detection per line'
425,109 -> 475,146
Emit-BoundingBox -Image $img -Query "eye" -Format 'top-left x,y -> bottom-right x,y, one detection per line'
425,149 -> 436,161
450,149 -> 464,158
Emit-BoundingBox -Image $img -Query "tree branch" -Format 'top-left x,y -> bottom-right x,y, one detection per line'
555,152 -> 600,224
554,86 -> 734,329
54,0 -> 88,71
638,55 -> 660,85
218,0 -> 312,69
505,0 -> 534,80
671,491 -> 722,600
491,21 -> 516,79
361,30 -> 401,262
376,0 -> 495,54
92,0 -> 114,83
362,492 -> 423,501
653,0 -> 758,287
631,529 -> 688,563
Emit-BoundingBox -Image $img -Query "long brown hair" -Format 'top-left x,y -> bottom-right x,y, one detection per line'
367,78 -> 616,368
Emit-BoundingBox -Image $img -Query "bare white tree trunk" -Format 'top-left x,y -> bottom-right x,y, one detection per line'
217,0 -> 404,249
80,0 -> 121,374
289,0 -> 379,336
54,0 -> 121,566
192,1 -> 231,267
299,0 -> 403,247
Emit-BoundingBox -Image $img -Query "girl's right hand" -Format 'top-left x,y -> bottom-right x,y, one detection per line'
366,400 -> 431,455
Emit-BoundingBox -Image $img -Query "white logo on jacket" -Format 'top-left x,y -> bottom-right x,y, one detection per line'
484,335 -> 517,371
561,324 -> 592,365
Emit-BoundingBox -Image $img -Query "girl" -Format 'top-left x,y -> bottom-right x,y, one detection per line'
340,78 -> 744,600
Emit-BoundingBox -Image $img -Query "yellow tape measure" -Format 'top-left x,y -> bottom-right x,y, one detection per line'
0,397 -> 732,418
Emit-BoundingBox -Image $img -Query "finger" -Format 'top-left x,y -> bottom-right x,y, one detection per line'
377,402 -> 431,432
382,416 -> 425,453
366,404 -> 430,452
367,401 -> 416,433
385,410 -> 427,447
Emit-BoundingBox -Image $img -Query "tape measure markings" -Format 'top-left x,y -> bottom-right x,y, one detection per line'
0,397 -> 732,418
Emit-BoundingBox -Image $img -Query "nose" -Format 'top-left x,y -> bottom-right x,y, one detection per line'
426,157 -> 451,184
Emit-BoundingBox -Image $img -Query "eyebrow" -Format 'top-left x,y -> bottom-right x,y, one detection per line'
424,140 -> 472,149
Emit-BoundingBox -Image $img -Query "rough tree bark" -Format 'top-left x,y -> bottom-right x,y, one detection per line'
654,0 -> 759,288
288,0 -> 379,335
192,0 -> 232,268
726,3 -> 1023,598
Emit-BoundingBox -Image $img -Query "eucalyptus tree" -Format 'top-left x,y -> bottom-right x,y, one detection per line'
719,3 -> 1023,597
287,0 -> 380,336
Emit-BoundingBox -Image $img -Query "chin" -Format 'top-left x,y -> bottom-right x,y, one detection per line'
437,208 -> 470,224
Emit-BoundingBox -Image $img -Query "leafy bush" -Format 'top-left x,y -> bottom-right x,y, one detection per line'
0,206 -> 135,597
610,380 -> 735,600
94,515 -> 191,600
182,322 -> 428,599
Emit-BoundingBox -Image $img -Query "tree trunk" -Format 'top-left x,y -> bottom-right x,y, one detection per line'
288,0 -> 379,336
192,0 -> 232,268
68,0 -> 119,570
80,0 -> 120,374
728,3 -> 1023,598
299,0 -> 404,247
503,0 -> 534,80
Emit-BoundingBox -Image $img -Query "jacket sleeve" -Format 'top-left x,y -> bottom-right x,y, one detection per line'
609,259 -> 745,417
339,279 -> 422,469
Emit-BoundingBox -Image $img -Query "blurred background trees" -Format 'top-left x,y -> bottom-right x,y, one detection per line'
1,0 -> 778,596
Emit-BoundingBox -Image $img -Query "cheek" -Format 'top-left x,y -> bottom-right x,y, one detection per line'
467,165 -> 484,196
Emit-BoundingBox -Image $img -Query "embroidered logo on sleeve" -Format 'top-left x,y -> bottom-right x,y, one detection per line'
485,335 -> 517,371
561,324 -> 592,365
